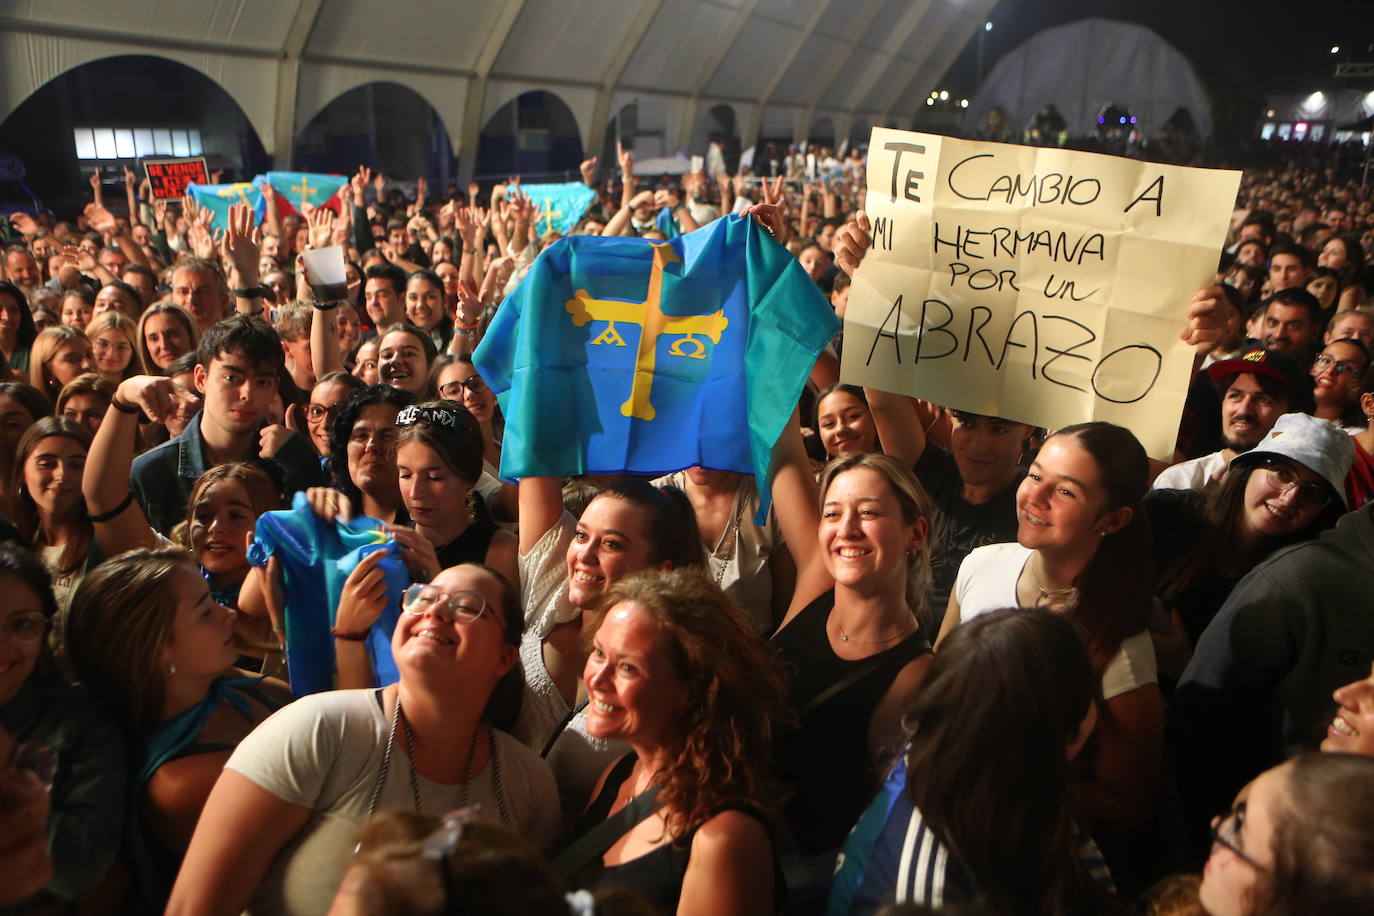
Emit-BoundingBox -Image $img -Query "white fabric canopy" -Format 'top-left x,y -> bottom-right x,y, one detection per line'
968,18 -> 1213,137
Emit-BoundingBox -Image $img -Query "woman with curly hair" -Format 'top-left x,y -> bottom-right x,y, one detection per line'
556,567 -> 790,915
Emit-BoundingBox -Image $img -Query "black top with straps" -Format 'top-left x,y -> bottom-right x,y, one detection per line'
770,590 -> 931,855
564,754 -> 771,912
434,494 -> 499,569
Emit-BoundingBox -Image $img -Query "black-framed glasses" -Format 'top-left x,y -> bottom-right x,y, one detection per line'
438,375 -> 488,399
1,611 -> 46,643
1210,801 -> 1269,872
1259,459 -> 1333,509
402,585 -> 491,625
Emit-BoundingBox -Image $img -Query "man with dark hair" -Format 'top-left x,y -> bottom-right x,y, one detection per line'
120,263 -> 158,307
1267,243 -> 1313,292
1323,205 -> 1349,235
1153,348 -> 1312,491
1258,288 -> 1323,363
171,257 -> 230,334
362,262 -> 406,335
130,315 -> 323,534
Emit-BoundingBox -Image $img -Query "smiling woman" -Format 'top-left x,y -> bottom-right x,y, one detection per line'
166,563 -> 560,916
377,323 -> 437,400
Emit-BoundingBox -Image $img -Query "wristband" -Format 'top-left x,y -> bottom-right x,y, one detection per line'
312,300 -> 340,311
89,490 -> 136,523
110,397 -> 140,415
331,626 -> 369,642
232,286 -> 266,299
463,247 -> 477,254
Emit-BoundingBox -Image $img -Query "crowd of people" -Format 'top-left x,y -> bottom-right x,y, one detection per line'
1,134 -> 1374,916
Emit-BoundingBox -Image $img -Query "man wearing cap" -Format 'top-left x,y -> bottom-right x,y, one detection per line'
1171,412 -> 1362,861
1153,347 -> 1313,491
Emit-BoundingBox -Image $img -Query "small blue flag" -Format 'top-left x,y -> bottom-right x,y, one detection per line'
520,181 -> 598,236
255,171 -> 347,216
655,205 -> 681,239
248,492 -> 410,696
472,215 -> 838,520
185,181 -> 263,233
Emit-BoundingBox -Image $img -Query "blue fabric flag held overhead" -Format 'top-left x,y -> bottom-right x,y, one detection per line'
654,205 -> 681,239
248,492 -> 410,697
185,181 -> 263,233
473,214 -> 838,520
255,171 -> 348,217
520,181 -> 599,236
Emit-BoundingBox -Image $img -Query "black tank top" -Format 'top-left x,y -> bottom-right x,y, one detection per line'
434,494 -> 499,570
567,754 -> 769,912
770,590 -> 930,855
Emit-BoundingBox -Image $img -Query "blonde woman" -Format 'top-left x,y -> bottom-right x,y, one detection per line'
136,302 -> 199,375
86,311 -> 143,382
28,325 -> 94,402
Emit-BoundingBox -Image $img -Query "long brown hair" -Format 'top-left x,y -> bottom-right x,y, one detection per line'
86,309 -> 144,380
135,302 -> 199,375
10,416 -> 93,576
170,462 -> 281,552
65,547 -> 195,739
905,607 -> 1120,916
588,568 -> 791,840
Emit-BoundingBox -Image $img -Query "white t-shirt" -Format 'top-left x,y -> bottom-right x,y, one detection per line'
227,689 -> 560,916
1151,451 -> 1228,492
953,542 -> 1157,700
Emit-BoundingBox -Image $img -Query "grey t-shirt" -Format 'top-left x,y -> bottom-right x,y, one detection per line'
227,688 -> 560,916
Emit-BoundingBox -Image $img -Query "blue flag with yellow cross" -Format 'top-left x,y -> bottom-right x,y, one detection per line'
472,214 -> 838,518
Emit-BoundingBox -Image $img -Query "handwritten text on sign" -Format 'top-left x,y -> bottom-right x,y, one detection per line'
144,157 -> 209,201
841,129 -> 1240,458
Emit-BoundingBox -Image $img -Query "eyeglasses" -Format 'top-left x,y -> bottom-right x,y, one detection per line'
1312,354 -> 1366,377
438,375 -> 488,399
0,741 -> 55,814
1260,459 -> 1333,509
1210,801 -> 1269,872
1,611 -> 46,643
402,584 -> 491,626
305,403 -> 340,424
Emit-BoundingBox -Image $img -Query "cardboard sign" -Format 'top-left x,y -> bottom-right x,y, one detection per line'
841,129 -> 1241,458
144,157 -> 209,200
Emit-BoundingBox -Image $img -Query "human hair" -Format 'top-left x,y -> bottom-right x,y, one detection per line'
61,285 -> 95,309
171,256 -> 227,295
28,325 -> 88,398
10,417 -> 93,577
55,372 -> 115,414
589,568 -> 791,840
275,303 -> 312,342
170,462 -> 281,552
136,302 -> 200,374
0,542 -> 61,686
378,321 -> 438,362
1323,235 -> 1366,287
394,401 -> 484,485
1266,287 -> 1323,325
365,262 -> 407,299
1253,753 -> 1374,914
0,381 -> 52,423
818,452 -> 937,629
0,281 -> 39,350
328,384 -> 416,509
904,607 -> 1111,916
86,310 -> 143,379
121,262 -> 157,287
196,314 -> 284,374
458,562 -> 524,731
1156,456 -> 1339,605
1044,422 -> 1153,669
1269,242 -> 1313,271
407,269 -> 442,294
341,810 -> 657,916
314,369 -> 366,398
813,383 -> 868,426
591,478 -> 706,570
66,547 -> 195,738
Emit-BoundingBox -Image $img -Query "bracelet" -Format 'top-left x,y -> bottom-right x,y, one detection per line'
331,625 -> 369,642
463,247 -> 477,254
312,300 -> 340,311
110,397 -> 140,415
232,286 -> 266,299
89,490 -> 135,523
454,326 -> 476,336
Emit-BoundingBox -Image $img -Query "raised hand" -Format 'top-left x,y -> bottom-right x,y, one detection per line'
580,156 -> 599,187
221,203 -> 261,285
352,165 -> 372,201
373,170 -> 386,198
833,211 -> 871,275
83,202 -> 118,234
307,206 -> 333,250
115,375 -> 198,424
8,212 -> 40,238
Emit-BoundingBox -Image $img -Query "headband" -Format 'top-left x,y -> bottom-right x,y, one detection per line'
396,404 -> 463,429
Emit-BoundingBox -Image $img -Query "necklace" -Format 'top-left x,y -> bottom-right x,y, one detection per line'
367,693 -> 510,825
1028,558 -> 1077,603
709,481 -> 747,586
834,614 -> 911,645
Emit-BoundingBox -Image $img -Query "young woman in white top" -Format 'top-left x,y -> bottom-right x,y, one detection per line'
939,422 -> 1164,876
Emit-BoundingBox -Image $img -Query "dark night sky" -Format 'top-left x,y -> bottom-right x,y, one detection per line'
940,0 -> 1374,131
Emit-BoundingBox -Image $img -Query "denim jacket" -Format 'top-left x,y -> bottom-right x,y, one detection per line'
130,410 -> 325,535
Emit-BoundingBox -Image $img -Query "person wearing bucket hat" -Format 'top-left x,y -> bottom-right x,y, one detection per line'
1153,348 -> 1314,492
1170,413 -> 1368,865
1146,413 -> 1355,669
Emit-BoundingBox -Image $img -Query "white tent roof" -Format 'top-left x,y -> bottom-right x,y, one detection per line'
0,0 -> 995,173
968,18 -> 1213,137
